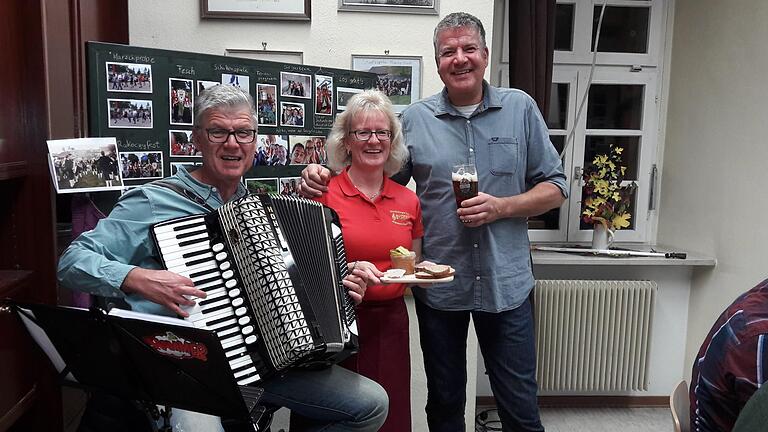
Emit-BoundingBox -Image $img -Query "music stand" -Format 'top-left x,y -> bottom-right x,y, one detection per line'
7,300 -> 268,432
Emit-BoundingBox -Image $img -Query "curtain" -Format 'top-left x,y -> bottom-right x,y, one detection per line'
506,0 -> 556,115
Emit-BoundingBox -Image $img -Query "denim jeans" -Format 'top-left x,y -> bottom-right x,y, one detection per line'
168,365 -> 388,432
414,297 -> 544,432
260,365 -> 389,431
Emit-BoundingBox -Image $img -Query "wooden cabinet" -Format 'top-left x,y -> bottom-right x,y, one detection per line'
0,1 -> 127,430
0,272 -> 42,431
0,1 -> 60,429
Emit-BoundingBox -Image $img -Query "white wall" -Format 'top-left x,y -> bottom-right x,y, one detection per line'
128,0 -> 494,99
660,0 -> 768,377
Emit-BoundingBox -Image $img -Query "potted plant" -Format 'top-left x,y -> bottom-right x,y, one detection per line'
581,144 -> 637,249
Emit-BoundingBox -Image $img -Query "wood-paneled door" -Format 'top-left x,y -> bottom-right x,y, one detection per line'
0,1 -> 127,430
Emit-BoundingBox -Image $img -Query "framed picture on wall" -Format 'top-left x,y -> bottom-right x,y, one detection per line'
338,0 -> 438,15
351,55 -> 422,113
201,0 -> 311,21
337,87 -> 363,112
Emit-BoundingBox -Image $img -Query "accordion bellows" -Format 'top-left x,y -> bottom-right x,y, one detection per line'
152,194 -> 358,385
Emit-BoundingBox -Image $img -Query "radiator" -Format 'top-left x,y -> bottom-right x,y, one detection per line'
534,280 -> 657,392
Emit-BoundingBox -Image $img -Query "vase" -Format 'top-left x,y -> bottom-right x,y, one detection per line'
591,223 -> 614,250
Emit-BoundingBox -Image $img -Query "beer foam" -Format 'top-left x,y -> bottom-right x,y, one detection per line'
452,171 -> 478,182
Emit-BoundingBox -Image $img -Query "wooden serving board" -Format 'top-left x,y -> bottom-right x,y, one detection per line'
380,267 -> 455,285
380,274 -> 454,284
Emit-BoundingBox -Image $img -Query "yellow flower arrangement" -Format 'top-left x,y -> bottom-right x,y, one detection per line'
581,145 -> 637,231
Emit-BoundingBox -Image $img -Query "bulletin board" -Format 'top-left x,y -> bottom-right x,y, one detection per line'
86,41 -> 376,195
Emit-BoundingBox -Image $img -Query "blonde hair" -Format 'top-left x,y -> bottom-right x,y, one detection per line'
326,89 -> 407,176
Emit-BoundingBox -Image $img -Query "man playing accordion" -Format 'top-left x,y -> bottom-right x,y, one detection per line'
58,84 -> 388,432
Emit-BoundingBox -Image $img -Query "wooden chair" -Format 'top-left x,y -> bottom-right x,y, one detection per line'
670,380 -> 690,432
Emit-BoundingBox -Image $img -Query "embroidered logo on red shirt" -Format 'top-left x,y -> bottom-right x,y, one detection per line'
390,210 -> 412,226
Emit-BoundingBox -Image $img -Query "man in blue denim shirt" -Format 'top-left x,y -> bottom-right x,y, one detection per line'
58,84 -> 388,432
300,12 -> 567,431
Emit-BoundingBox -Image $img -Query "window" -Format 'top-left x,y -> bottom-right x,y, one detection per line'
528,71 -> 576,241
554,4 -> 575,51
526,0 -> 668,243
590,5 -> 650,53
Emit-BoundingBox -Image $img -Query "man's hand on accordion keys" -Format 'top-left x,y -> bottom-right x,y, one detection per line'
344,260 -> 383,304
121,267 -> 207,317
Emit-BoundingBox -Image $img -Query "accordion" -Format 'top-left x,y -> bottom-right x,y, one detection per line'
151,194 -> 358,386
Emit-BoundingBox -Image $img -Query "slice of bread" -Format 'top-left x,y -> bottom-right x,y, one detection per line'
415,271 -> 438,279
414,265 -> 455,279
423,264 -> 452,277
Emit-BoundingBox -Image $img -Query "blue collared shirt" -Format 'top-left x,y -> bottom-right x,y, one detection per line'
57,166 -> 248,316
400,82 -> 568,312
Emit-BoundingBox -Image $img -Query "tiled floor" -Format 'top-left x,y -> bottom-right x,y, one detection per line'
268,405 -> 672,432
477,405 -> 672,432
65,393 -> 673,431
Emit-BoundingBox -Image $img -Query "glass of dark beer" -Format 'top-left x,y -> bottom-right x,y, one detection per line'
452,163 -> 478,207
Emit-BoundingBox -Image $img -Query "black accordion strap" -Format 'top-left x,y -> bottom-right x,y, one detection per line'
150,179 -> 215,212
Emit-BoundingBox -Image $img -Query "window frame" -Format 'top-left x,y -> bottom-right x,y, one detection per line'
563,68 -> 659,243
526,0 -> 669,244
554,0 -> 665,67
528,70 -> 577,241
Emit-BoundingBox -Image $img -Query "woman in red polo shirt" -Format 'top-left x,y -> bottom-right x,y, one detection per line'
312,89 -> 422,432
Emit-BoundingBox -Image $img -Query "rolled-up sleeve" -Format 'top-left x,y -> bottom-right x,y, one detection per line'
57,190 -> 157,298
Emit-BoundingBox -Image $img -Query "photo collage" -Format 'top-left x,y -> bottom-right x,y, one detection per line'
90,43 -> 376,194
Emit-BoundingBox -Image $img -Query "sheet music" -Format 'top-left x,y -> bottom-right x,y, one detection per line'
18,308 -> 77,382
108,308 -> 194,327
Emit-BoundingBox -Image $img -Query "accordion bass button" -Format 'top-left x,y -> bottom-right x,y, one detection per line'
229,288 -> 241,298
219,261 -> 231,271
244,335 -> 258,345
215,252 -> 228,261
225,280 -> 237,289
242,325 -> 254,335
235,307 -> 247,316
222,270 -> 234,279
232,297 -> 244,307
212,243 -> 225,253
238,316 -> 251,325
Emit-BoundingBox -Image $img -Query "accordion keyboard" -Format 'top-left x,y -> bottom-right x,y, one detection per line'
153,216 -> 262,385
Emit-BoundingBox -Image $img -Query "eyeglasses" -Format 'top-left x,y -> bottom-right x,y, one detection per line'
204,128 -> 257,144
349,130 -> 392,141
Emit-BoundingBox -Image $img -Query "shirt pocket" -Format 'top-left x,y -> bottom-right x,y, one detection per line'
488,137 -> 519,176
